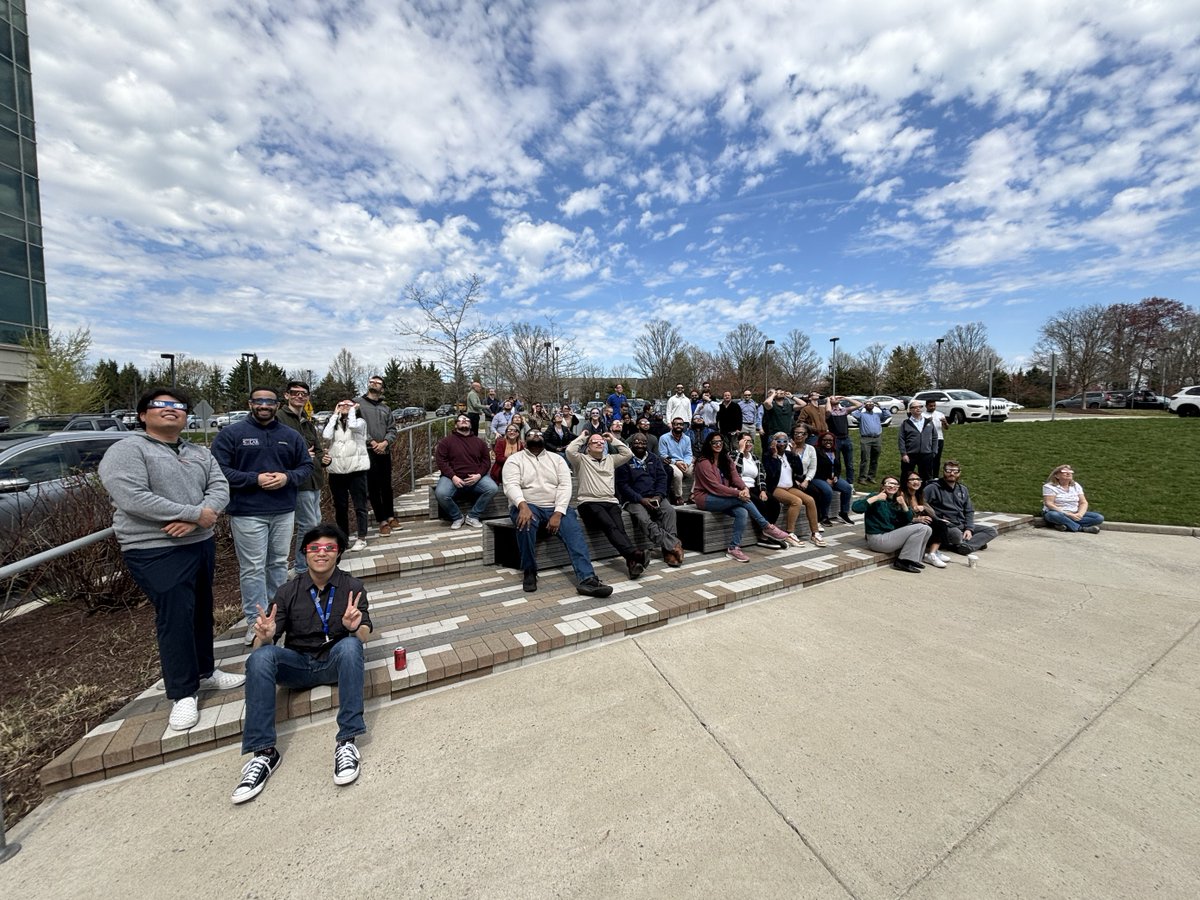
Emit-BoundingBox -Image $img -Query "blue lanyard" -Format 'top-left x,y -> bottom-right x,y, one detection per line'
310,585 -> 336,635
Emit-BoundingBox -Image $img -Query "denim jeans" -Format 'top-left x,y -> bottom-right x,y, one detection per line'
829,478 -> 854,516
241,637 -> 365,753
435,474 -> 500,522
290,490 -> 322,574
835,436 -> 855,483
122,538 -> 216,701
1043,510 -> 1104,532
703,494 -> 769,548
509,504 -> 596,581
230,512 -> 295,624
806,478 -> 833,519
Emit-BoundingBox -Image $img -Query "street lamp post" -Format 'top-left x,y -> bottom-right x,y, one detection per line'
763,339 -> 774,397
829,337 -> 839,397
543,341 -> 552,402
935,337 -> 945,389
1159,348 -> 1169,396
554,345 -> 561,401
160,353 -> 176,389
241,352 -> 256,399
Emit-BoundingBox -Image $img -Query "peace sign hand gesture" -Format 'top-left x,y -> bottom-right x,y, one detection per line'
342,591 -> 364,634
254,604 -> 277,644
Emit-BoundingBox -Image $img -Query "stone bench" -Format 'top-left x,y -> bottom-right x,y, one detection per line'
482,509 -> 657,569
427,484 -> 511,522
674,506 -> 765,553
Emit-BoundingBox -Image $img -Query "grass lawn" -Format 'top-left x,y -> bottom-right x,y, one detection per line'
863,418 -> 1200,527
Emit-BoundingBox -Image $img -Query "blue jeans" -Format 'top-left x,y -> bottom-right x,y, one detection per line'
829,478 -> 853,516
1043,510 -> 1104,532
291,491 -> 322,574
435,474 -> 499,522
241,637 -> 365,753
510,504 -> 596,581
230,512 -> 295,625
806,479 -> 833,519
835,436 -> 855,483
703,494 -> 769,548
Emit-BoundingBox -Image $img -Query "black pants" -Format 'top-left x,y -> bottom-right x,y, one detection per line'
467,412 -> 481,436
329,470 -> 369,539
367,449 -> 395,523
123,538 -> 216,701
901,452 -> 934,486
577,501 -> 636,560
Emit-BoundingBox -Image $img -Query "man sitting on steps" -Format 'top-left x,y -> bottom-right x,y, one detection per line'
501,427 -> 614,598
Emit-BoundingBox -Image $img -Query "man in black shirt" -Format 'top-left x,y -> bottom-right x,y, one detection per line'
232,524 -> 372,804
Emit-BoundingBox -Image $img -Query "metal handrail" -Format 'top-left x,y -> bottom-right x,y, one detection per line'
0,527 -> 114,582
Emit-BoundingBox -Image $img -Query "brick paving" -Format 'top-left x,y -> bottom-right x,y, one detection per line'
39,479 -> 1032,792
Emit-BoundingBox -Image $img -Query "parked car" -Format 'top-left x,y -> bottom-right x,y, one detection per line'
0,431 -> 135,537
837,397 -> 892,428
313,410 -> 333,427
1124,390 -> 1167,410
1054,391 -> 1125,410
0,415 -> 128,446
434,404 -> 455,417
217,411 -> 250,430
864,395 -> 907,415
911,390 -> 1008,423
1167,386 -> 1200,417
0,416 -> 8,432
391,406 -> 425,424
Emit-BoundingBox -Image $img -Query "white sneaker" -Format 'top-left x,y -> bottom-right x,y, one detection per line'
449,518 -> 465,530
168,696 -> 199,731
199,668 -> 245,691
935,551 -> 949,563
243,625 -> 256,646
350,538 -> 368,552
464,516 -> 483,529
923,552 -> 947,569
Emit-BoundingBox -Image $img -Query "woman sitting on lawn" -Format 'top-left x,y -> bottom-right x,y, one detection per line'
1042,465 -> 1104,533
851,475 -> 933,573
691,432 -> 795,562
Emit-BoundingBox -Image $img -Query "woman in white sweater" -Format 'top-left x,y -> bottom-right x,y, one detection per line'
322,400 -> 371,550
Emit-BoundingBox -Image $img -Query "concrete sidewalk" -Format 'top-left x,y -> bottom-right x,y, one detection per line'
4,528 -> 1198,899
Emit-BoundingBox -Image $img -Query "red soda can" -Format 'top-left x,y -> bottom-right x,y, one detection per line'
394,647 -> 407,670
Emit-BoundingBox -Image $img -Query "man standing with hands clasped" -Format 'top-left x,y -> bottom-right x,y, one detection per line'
100,387 -> 241,733
232,524 -> 372,804
358,374 -> 400,535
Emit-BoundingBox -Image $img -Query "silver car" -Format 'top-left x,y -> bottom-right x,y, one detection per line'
0,431 -> 136,541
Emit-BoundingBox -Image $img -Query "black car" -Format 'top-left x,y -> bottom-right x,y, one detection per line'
1124,390 -> 1166,410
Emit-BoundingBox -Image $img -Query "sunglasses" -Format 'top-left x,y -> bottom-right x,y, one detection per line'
250,398 -> 279,406
148,400 -> 187,410
305,542 -> 339,554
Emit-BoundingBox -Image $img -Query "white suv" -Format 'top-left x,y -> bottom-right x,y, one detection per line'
1167,386 -> 1200,417
911,389 -> 1008,424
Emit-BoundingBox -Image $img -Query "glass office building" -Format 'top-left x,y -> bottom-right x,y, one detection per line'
0,0 -> 44,419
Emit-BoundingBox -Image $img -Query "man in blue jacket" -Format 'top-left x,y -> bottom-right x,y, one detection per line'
616,433 -> 684,566
212,386 -> 313,645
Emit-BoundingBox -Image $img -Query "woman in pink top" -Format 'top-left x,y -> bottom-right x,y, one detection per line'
691,432 -> 793,562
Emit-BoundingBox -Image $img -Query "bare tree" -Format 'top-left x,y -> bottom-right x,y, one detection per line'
855,342 -> 889,394
774,329 -> 820,391
328,347 -> 366,396
395,273 -> 506,398
717,324 -> 770,389
483,320 -> 580,405
937,322 -> 999,390
1032,305 -> 1111,393
633,320 -> 686,399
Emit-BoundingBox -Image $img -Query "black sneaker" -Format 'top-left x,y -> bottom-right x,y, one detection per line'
576,576 -> 613,598
231,748 -> 281,805
333,740 -> 360,786
891,560 -> 921,573
523,569 -> 538,592
820,517 -> 835,528
838,513 -> 855,525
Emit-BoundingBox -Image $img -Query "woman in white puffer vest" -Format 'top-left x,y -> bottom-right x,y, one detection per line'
323,399 -> 371,551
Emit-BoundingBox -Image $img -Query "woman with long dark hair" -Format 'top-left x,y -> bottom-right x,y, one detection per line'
691,432 -> 794,562
902,471 -> 948,568
322,399 -> 371,552
491,423 -> 525,484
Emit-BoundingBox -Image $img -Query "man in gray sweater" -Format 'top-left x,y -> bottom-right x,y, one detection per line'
99,387 -> 242,732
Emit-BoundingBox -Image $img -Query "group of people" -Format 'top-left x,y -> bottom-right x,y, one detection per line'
99,381 -> 405,806
99,378 -> 1107,805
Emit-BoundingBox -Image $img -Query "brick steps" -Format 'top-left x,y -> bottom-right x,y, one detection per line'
39,505 -> 1034,792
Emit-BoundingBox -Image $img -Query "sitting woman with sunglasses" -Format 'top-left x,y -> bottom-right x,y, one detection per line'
691,432 -> 795,562
901,471 -> 949,568
851,475 -> 933,573
763,432 -> 825,547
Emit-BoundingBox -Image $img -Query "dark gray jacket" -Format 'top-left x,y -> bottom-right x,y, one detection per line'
922,479 -> 976,530
898,415 -> 936,455
356,395 -> 397,444
277,406 -> 326,491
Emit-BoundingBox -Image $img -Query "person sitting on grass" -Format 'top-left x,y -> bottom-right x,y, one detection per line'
232,524 -> 371,805
851,476 -> 933,573
691,432 -> 795,562
1042,464 -> 1104,534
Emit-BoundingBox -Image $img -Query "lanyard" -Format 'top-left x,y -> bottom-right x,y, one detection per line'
310,585 -> 336,635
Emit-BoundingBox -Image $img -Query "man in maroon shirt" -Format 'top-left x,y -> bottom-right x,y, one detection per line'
434,414 -> 499,528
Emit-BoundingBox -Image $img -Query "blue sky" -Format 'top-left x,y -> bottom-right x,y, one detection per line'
30,0 -> 1200,379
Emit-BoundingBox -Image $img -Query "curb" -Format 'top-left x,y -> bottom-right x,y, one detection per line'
1029,517 -> 1197,537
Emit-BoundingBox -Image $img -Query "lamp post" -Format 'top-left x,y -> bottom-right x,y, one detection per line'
543,341 -> 552,402
763,339 -> 774,397
829,337 -> 839,397
1159,347 -> 1169,396
160,353 -> 176,389
554,345 -> 561,400
935,337 -> 945,389
241,352 -> 256,399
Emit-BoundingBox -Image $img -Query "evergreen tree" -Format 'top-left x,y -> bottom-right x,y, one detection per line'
882,346 -> 928,395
